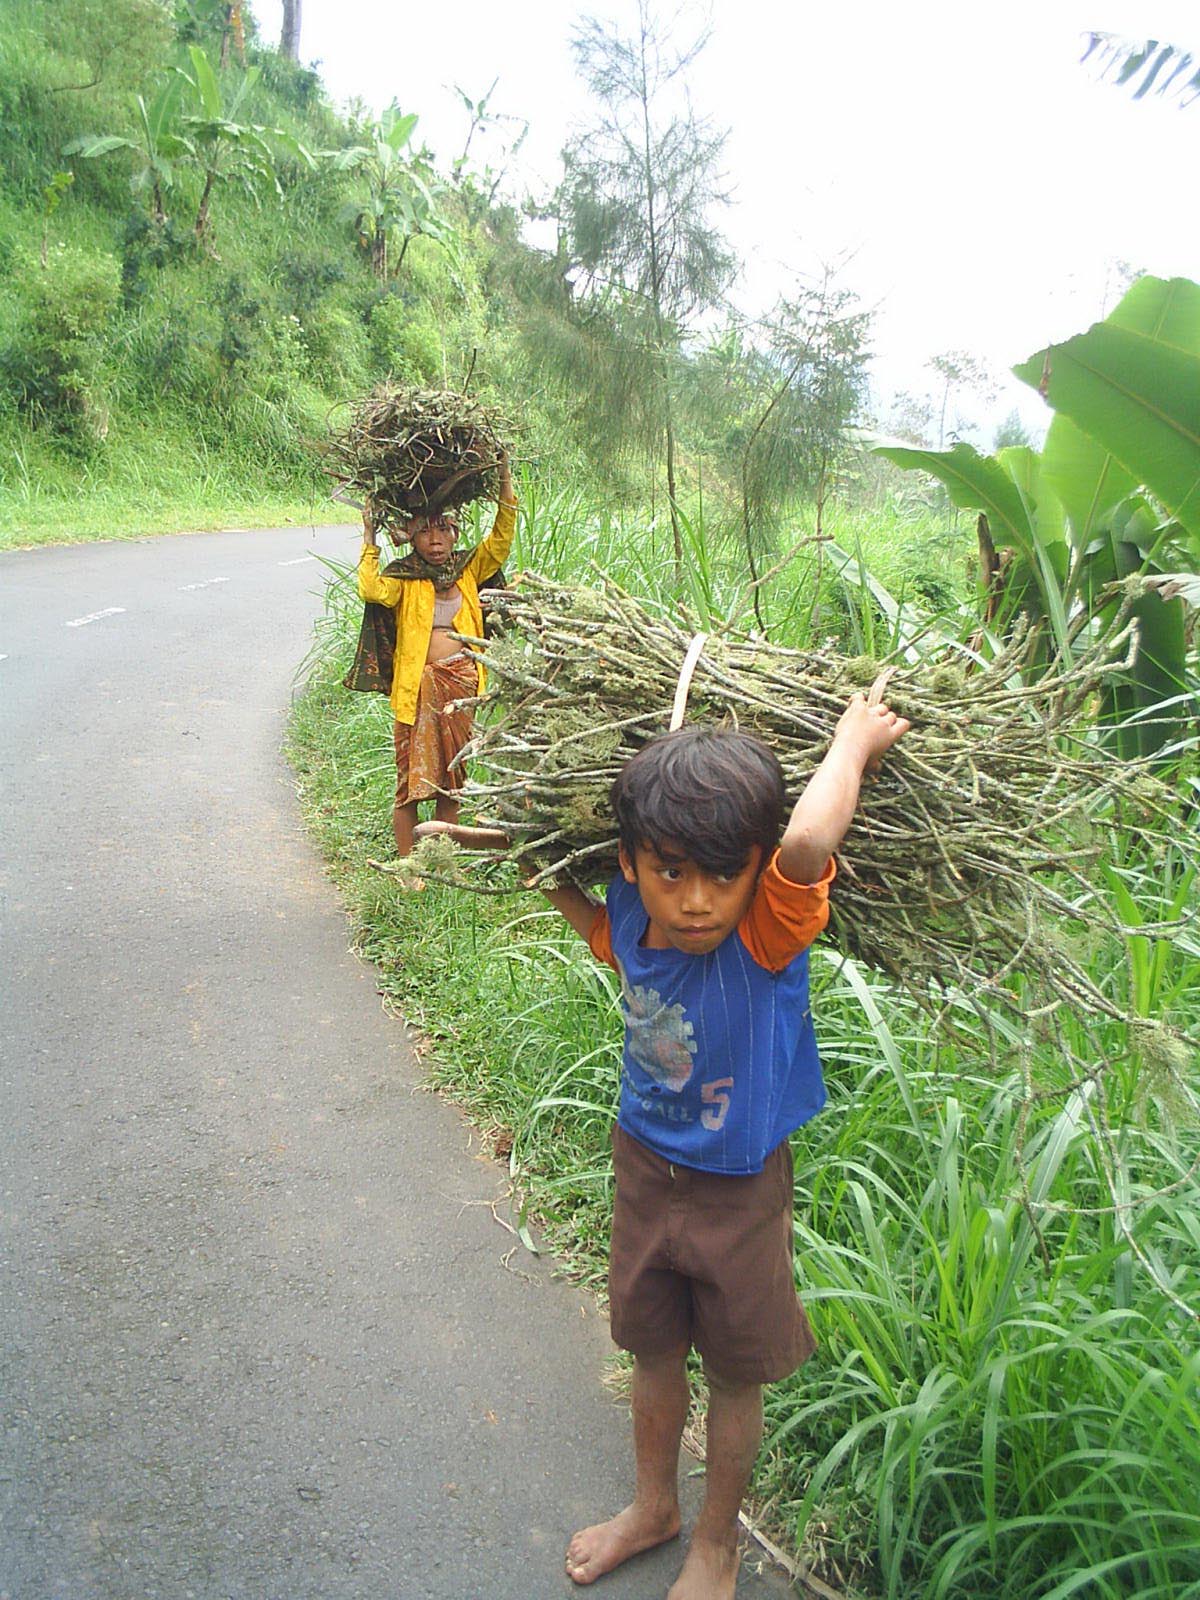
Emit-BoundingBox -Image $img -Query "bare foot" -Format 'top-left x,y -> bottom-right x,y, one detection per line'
565,1502 -> 681,1586
666,1533 -> 741,1600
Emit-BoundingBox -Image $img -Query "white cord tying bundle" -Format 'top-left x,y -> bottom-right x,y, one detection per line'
669,632 -> 709,731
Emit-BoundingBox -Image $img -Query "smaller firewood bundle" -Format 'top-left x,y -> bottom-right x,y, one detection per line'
327,384 -> 511,535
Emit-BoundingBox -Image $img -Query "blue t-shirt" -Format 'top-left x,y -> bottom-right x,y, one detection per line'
589,853 -> 833,1175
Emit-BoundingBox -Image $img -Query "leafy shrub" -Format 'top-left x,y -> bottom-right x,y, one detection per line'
0,0 -> 172,200
215,273 -> 264,386
122,302 -> 209,402
120,210 -> 192,307
218,382 -> 330,488
251,48 -> 325,114
0,211 -> 15,280
2,243 -> 119,440
247,312 -> 310,402
300,304 -> 371,392
367,292 -> 442,381
278,248 -> 347,317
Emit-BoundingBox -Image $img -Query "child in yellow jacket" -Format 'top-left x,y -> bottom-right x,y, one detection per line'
356,452 -> 516,855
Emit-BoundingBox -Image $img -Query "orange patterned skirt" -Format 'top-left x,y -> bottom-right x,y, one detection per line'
392,653 -> 479,805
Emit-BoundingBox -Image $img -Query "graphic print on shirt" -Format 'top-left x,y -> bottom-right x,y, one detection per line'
619,971 -> 697,1092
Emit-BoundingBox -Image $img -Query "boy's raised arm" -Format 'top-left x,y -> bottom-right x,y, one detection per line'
357,495 -> 403,606
777,694 -> 909,886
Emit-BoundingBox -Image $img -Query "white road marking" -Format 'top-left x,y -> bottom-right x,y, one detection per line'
66,608 -> 126,628
0,654 -> 8,662
179,577 -> 230,591
278,556 -> 316,566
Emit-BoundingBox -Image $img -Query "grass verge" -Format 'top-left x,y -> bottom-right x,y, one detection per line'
0,417 -> 360,549
287,545 -> 1200,1600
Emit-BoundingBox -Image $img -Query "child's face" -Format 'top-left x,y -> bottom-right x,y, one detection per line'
409,514 -> 459,566
619,841 -> 763,955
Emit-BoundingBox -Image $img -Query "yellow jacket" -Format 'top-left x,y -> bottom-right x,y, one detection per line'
356,497 -> 517,725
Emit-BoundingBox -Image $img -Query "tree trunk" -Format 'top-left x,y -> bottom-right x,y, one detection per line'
740,455 -> 765,635
738,349 -> 807,634
280,0 -> 302,61
636,14 -> 682,584
370,229 -> 387,278
664,407 -> 682,578
195,170 -> 217,239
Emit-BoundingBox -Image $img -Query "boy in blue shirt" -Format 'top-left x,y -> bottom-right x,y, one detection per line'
420,689 -> 907,1598
543,691 -> 908,1599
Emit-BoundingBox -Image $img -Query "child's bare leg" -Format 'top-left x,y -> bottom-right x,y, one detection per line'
667,1366 -> 762,1600
432,792 -> 460,826
565,1344 -> 688,1586
393,798 -> 418,856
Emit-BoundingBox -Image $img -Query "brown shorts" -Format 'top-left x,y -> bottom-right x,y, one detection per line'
608,1124 -> 816,1384
392,654 -> 477,805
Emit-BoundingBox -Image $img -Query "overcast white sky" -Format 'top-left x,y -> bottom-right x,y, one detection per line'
254,0 -> 1197,439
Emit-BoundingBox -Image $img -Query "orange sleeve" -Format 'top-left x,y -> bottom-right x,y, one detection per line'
738,849 -> 835,973
586,907 -> 618,970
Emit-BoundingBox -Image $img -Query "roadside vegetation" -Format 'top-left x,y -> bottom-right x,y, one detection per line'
9,2 -> 1199,1595
291,471 -> 1200,1597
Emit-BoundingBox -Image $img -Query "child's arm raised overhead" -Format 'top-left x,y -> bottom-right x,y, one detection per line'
356,494 -> 404,607
777,694 -> 909,885
465,451 -> 518,584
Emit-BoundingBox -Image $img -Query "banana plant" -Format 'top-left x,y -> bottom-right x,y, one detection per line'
869,438 -> 1073,654
874,276 -> 1200,758
1014,275 -> 1200,544
63,79 -> 195,225
1018,276 -> 1199,757
176,45 -> 313,241
1082,34 -> 1200,109
332,105 -> 457,278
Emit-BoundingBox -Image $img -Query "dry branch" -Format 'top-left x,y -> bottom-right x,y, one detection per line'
420,573 -> 1195,1101
326,383 -> 512,535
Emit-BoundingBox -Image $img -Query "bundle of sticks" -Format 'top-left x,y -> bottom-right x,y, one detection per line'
411,574 -> 1191,1066
327,383 -> 510,535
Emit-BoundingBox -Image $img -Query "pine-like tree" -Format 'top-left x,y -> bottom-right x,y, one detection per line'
556,2 -> 734,576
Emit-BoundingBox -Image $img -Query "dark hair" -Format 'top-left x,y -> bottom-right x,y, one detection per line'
611,726 -> 786,876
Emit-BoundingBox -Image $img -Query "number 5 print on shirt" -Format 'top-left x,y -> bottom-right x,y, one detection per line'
700,1077 -> 734,1131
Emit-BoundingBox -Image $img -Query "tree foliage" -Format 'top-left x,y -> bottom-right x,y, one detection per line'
332,105 -> 455,279
682,273 -> 871,620
554,1 -> 734,572
741,278 -> 871,538
450,79 -> 528,224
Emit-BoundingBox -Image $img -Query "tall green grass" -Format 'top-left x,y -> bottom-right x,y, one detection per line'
774,959 -> 1200,1597
289,484 -> 1199,1597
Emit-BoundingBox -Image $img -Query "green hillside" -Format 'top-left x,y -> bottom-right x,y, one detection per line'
0,0 -> 620,545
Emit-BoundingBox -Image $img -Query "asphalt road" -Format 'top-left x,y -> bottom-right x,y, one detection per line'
0,527 -> 794,1600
